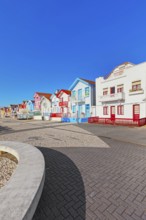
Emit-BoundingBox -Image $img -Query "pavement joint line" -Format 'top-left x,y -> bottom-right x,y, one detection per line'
98,135 -> 146,148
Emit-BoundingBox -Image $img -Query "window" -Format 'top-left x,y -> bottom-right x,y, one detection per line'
117,105 -> 124,115
110,87 -> 115,94
85,87 -> 89,97
78,89 -> 82,100
72,105 -> 76,113
72,90 -> 76,97
103,106 -> 108,115
132,80 -> 141,91
117,84 -> 124,93
103,88 -> 108,96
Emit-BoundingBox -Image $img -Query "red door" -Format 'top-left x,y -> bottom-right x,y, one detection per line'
133,104 -> 140,121
111,106 -> 115,121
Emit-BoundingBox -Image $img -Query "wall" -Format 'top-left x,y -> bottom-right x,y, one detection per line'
0,141 -> 45,220
96,62 -> 146,119
70,81 -> 92,117
51,94 -> 60,113
41,98 -> 51,115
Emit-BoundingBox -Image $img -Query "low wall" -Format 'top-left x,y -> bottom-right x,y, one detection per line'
61,117 -> 88,123
51,117 -> 62,122
0,141 -> 45,220
33,115 -> 42,120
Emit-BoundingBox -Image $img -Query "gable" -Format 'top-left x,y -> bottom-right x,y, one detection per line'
105,62 -> 135,80
51,94 -> 59,102
69,78 -> 92,90
41,97 -> 51,105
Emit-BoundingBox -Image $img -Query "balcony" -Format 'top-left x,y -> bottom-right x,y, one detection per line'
71,96 -> 85,103
129,89 -> 144,95
99,92 -> 125,102
59,101 -> 68,107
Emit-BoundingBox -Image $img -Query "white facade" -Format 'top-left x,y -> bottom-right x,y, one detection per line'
96,62 -> 146,121
69,78 -> 95,118
40,96 -> 51,116
51,93 -> 60,113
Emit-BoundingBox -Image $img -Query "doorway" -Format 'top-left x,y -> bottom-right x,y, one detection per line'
110,106 -> 115,121
133,104 -> 140,121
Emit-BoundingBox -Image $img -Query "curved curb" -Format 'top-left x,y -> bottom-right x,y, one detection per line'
0,141 -> 45,220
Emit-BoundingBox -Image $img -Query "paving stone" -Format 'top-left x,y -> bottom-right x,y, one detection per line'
1,120 -> 146,220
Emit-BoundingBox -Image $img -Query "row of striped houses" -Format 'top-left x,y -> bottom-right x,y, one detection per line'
2,61 -> 146,126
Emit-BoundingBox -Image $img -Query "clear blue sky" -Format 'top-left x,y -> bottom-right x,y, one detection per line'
1,0 -> 146,106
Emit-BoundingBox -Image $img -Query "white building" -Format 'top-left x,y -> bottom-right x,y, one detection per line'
50,90 -> 63,122
69,78 -> 95,118
50,91 -> 60,114
40,94 -> 52,117
95,62 -> 146,126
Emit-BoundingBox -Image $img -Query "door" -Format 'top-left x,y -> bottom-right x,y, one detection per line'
110,106 -> 115,121
78,105 -> 82,118
133,104 -> 140,121
85,104 -> 90,117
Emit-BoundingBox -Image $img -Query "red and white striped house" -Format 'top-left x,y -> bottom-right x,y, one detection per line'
57,89 -> 71,117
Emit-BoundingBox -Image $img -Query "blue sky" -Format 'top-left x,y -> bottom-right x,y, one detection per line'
1,0 -> 146,106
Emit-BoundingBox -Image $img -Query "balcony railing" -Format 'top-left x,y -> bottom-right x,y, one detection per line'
99,92 -> 125,102
59,101 -> 68,107
129,89 -> 144,95
71,96 -> 85,103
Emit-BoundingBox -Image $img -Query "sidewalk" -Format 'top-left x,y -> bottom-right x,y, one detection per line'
77,123 -> 146,147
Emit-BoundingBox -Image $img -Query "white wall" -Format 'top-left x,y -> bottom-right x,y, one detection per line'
96,62 -> 146,119
40,97 -> 51,115
51,94 -> 60,113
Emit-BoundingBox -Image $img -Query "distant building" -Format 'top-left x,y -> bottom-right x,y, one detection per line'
0,107 -> 11,118
69,78 -> 95,118
57,89 -> 71,117
50,91 -> 60,114
40,94 -> 52,116
34,92 -> 52,110
26,100 -> 35,112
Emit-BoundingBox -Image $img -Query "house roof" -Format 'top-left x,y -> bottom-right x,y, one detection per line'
57,89 -> 71,97
69,77 -> 95,90
42,94 -> 52,100
80,78 -> 95,85
104,62 -> 135,79
36,92 -> 52,100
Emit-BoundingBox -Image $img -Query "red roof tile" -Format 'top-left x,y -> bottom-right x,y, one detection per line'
36,92 -> 52,100
57,89 -> 71,97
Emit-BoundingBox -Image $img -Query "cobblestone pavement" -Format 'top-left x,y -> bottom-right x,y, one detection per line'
1,119 -> 146,219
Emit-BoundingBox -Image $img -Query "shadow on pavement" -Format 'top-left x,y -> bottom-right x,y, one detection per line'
0,122 -> 93,137
33,147 -> 86,220
0,126 -> 13,134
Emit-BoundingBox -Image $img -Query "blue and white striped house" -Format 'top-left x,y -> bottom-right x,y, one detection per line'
69,78 -> 96,120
